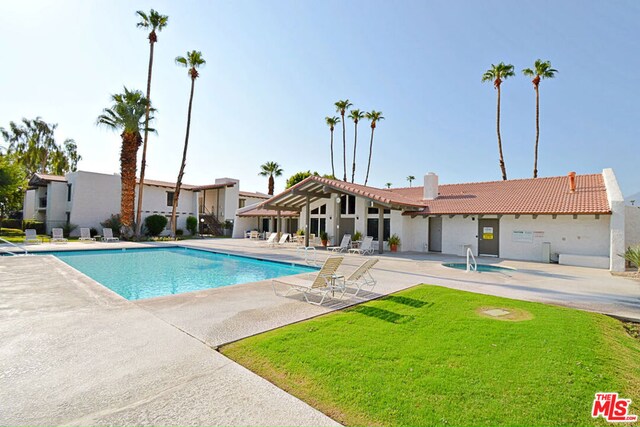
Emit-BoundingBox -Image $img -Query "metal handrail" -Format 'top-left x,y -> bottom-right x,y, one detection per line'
466,247 -> 477,272
0,237 -> 30,256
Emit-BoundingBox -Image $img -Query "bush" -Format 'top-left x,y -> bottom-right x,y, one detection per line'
101,214 -> 122,237
90,227 -> 99,237
22,220 -> 45,235
2,219 -> 22,230
62,223 -> 78,238
353,231 -> 363,241
145,214 -> 168,237
622,246 -> 640,273
186,216 -> 198,235
175,229 -> 184,236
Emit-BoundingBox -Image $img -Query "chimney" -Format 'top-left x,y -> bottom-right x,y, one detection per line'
568,171 -> 576,193
423,172 -> 439,200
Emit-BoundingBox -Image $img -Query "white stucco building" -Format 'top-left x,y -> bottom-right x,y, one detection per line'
236,169 -> 640,271
23,171 -> 267,236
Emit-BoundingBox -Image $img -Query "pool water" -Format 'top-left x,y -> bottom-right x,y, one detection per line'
51,247 -> 316,300
442,263 -> 514,273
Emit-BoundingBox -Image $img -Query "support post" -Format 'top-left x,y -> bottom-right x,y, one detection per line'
305,196 -> 310,247
378,205 -> 384,254
277,210 -> 281,240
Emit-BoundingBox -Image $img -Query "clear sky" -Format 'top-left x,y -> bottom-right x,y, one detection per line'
1,0 -> 638,196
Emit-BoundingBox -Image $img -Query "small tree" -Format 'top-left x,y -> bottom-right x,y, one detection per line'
145,214 -> 168,236
286,170 -> 319,189
101,214 -> 123,237
186,215 -> 198,235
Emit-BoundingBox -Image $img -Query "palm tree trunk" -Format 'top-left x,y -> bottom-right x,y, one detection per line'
364,126 -> 375,186
341,113 -> 347,182
496,86 -> 507,181
171,77 -> 196,235
533,86 -> 540,178
268,175 -> 274,195
330,129 -> 335,178
351,122 -> 358,183
120,131 -> 139,236
135,38 -> 156,236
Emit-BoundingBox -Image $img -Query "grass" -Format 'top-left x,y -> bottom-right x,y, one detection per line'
221,285 -> 640,426
0,227 -> 78,243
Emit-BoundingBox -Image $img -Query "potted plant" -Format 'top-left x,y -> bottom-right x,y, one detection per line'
353,230 -> 362,242
320,231 -> 329,247
296,229 -> 305,236
388,234 -> 401,252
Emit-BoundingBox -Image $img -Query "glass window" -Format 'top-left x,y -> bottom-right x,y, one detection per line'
262,218 -> 270,232
320,204 -> 326,214
67,184 -> 72,202
311,207 -> 319,214
368,207 -> 390,215
340,195 -> 356,215
238,199 -> 246,209
166,192 -> 175,207
165,215 -> 173,230
366,218 -> 390,241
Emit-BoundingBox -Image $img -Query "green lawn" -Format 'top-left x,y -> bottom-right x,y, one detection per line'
0,227 -> 78,243
221,285 -> 640,426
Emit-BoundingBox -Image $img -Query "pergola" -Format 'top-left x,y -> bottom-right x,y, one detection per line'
257,176 -> 423,253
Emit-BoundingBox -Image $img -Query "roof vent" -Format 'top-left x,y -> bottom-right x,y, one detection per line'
424,172 -> 438,200
568,171 -> 576,193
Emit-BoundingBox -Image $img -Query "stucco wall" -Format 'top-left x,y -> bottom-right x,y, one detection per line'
626,206 -> 640,248
440,215 -> 479,256
138,184 -> 197,233
67,171 -> 120,234
22,190 -> 37,220
46,181 -> 68,232
400,216 -> 429,252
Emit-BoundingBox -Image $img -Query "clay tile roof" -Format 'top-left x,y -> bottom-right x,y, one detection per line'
139,178 -> 196,190
237,208 -> 299,217
239,191 -> 270,199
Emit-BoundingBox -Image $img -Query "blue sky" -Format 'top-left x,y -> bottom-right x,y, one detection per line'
1,0 -> 638,195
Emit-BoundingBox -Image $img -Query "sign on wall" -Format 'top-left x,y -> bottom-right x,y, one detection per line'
512,230 -> 534,243
483,227 -> 494,240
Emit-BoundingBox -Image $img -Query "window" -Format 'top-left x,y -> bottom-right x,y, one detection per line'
368,207 -> 390,215
165,215 -> 173,230
311,204 -> 326,215
166,191 -> 174,207
67,184 -> 72,202
66,212 -> 71,224
340,195 -> 356,215
261,218 -> 270,232
366,218 -> 390,241
239,199 -> 246,209
310,218 -> 326,235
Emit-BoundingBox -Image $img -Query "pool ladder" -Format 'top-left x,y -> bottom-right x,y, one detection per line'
466,247 -> 477,272
0,238 -> 30,256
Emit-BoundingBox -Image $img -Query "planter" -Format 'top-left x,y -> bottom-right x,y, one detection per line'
390,244 -> 398,252
322,240 -> 328,247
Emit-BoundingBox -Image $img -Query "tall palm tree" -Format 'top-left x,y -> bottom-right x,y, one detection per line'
522,59 -> 558,178
96,88 -> 153,238
334,99 -> 352,181
259,161 -> 283,195
482,62 -> 515,181
325,116 -> 340,178
407,175 -> 415,187
385,182 -> 392,189
171,50 -> 205,236
134,9 -> 168,236
348,109 -> 365,183
363,110 -> 384,186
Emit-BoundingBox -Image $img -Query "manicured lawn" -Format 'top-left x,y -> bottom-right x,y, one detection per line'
221,285 -> 640,426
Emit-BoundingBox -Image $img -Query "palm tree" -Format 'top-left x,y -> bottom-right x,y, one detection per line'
348,109 -> 365,183
363,110 -> 384,186
134,9 -> 168,237
385,182 -> 392,189
482,62 -> 515,181
334,99 -> 352,181
97,88 -> 153,238
407,175 -> 415,187
325,116 -> 340,178
522,59 -> 558,178
171,50 -> 205,236
259,161 -> 283,195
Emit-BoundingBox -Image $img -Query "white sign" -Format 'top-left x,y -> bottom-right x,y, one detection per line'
512,230 -> 533,243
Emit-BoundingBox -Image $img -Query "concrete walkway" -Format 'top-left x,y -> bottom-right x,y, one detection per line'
1,238 -> 639,425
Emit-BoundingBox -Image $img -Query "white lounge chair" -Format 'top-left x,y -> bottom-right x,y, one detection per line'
276,233 -> 291,246
79,228 -> 96,242
348,236 -> 375,255
262,232 -> 277,246
51,228 -> 68,243
272,257 -> 345,305
249,230 -> 260,240
327,234 -> 351,252
341,258 -> 379,296
23,229 -> 41,244
102,228 -> 119,242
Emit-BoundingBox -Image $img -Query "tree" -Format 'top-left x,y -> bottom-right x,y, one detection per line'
97,87 -> 153,238
0,155 -> 26,230
482,62 -> 515,181
363,110 -> 384,186
348,109 -> 365,183
325,116 -> 340,178
334,99 -> 352,181
171,50 -> 206,236
522,59 -> 558,178
285,170 -> 319,189
135,8 -> 169,236
1,117 -> 81,176
260,161 -> 284,194
407,175 -> 415,187
385,182 -> 392,189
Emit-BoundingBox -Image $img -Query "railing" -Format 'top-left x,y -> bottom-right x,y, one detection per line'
466,247 -> 477,272
0,238 -> 29,256
199,207 -> 224,235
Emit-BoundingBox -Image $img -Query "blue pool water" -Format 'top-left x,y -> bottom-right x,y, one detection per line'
442,263 -> 514,273
49,247 -> 316,300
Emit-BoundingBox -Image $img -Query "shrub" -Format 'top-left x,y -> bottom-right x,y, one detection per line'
186,216 -> 198,235
101,214 -> 122,237
2,219 -> 22,230
62,223 -> 78,238
22,220 -> 45,235
145,214 -> 168,237
175,229 -> 184,236
353,231 -> 362,241
296,229 -> 305,236
622,246 -> 640,273
89,227 -> 99,237
388,234 -> 401,246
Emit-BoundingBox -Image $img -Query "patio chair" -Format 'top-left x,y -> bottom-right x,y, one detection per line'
79,227 -> 96,242
51,228 -> 68,243
348,236 -> 375,255
327,234 -> 351,253
276,233 -> 291,246
250,230 -> 260,240
272,256 -> 345,305
102,228 -> 120,243
341,258 -> 379,296
23,229 -> 41,245
262,232 -> 277,246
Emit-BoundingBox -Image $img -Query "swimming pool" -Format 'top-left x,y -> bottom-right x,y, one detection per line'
48,247 -> 316,300
442,263 -> 515,273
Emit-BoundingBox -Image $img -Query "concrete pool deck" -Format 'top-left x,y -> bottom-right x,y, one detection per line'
1,238 -> 639,425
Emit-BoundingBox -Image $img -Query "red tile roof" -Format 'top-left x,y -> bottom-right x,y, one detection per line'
237,208 -> 299,217
239,191 -> 270,199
